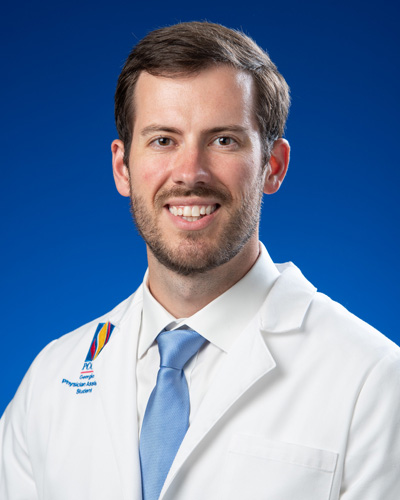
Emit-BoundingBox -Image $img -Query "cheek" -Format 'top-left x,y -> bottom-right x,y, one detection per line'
129,157 -> 169,195
227,159 -> 263,193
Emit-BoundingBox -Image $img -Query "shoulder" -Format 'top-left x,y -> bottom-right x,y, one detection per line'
307,290 -> 399,363
264,261 -> 399,374
7,288 -> 143,409
39,288 -> 141,358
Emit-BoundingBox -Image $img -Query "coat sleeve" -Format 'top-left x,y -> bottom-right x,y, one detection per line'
340,350 -> 400,499
0,357 -> 43,499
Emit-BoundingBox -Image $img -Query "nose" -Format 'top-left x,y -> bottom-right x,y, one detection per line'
171,146 -> 211,188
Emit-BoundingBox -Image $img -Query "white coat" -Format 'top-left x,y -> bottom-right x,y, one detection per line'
1,262 -> 400,499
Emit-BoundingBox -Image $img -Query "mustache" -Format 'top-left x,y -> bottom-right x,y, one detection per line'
154,185 -> 232,208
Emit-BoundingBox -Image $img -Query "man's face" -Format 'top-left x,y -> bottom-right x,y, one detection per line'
122,66 -> 268,275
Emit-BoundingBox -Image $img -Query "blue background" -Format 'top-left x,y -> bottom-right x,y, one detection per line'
1,0 -> 399,415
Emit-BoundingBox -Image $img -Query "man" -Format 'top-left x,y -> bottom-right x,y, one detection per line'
1,21 -> 399,500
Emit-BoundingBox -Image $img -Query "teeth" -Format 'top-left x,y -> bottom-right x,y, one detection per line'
168,204 -> 217,219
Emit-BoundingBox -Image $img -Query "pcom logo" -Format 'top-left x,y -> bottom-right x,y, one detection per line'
82,361 -> 93,372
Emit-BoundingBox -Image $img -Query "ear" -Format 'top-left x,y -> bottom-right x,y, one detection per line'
111,139 -> 130,197
263,138 -> 290,195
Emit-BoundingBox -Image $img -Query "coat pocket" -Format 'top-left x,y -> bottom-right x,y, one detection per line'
220,434 -> 338,500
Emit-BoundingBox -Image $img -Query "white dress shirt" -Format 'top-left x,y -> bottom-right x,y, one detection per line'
136,243 -> 280,433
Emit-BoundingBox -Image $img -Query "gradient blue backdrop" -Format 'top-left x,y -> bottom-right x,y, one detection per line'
1,0 -> 399,415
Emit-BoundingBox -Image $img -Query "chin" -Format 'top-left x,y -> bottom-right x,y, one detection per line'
148,237 -> 247,277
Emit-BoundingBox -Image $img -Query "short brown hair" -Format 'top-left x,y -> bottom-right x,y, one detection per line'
115,21 -> 290,162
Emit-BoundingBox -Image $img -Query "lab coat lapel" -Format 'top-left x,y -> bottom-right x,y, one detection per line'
94,290 -> 143,500
161,316 -> 276,497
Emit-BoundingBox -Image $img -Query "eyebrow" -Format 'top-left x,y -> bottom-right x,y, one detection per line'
206,125 -> 249,135
140,125 -> 182,137
140,124 -> 249,137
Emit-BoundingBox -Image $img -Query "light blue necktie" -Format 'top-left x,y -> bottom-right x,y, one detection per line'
139,328 -> 206,500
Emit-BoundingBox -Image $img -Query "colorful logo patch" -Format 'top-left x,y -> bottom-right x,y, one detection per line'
85,322 -> 115,362
61,321 -> 116,395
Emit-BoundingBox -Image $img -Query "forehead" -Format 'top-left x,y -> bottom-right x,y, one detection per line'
132,65 -> 257,130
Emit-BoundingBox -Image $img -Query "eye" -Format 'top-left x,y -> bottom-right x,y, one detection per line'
152,137 -> 173,147
213,136 -> 236,146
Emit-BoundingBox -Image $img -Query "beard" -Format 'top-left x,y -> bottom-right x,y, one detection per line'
129,183 -> 263,277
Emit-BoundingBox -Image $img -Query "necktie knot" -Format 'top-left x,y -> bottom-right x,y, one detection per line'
157,328 -> 205,370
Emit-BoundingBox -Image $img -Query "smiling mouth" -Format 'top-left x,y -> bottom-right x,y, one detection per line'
168,204 -> 218,222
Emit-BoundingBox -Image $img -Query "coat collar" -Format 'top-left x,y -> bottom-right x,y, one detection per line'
260,262 -> 317,333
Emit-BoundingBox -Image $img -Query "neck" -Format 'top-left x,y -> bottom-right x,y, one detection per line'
146,239 -> 260,318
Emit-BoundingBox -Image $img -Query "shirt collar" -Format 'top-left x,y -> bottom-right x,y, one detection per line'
138,242 -> 280,358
